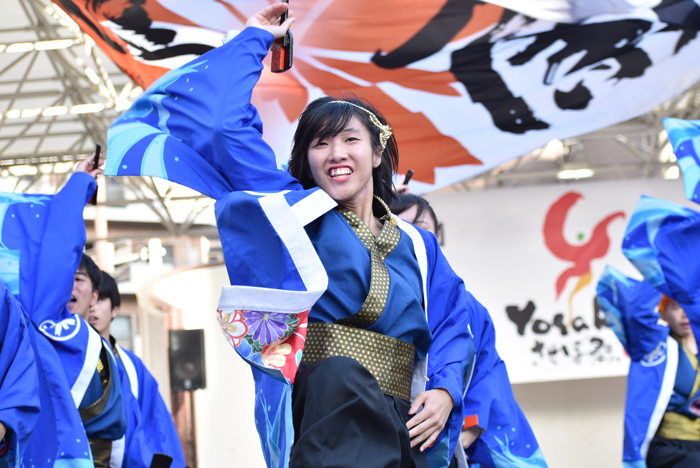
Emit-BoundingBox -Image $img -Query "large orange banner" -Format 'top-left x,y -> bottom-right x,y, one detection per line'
55,0 -> 700,191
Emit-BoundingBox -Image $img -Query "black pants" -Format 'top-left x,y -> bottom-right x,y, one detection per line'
647,436 -> 700,468
290,356 -> 429,468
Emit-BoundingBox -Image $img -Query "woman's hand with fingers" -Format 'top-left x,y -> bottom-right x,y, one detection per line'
75,153 -> 104,178
407,388 -> 454,451
246,3 -> 295,40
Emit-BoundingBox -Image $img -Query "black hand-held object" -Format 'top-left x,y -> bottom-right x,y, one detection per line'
149,454 -> 173,468
271,0 -> 293,73
402,169 -> 414,186
89,144 -> 101,206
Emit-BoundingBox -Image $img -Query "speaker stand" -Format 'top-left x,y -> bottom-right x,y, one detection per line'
189,389 -> 197,468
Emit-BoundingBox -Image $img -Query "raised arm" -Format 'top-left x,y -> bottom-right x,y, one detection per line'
106,5 -> 301,199
596,265 -> 666,362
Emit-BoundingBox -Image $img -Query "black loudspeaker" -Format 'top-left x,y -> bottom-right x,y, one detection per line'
169,329 -> 206,391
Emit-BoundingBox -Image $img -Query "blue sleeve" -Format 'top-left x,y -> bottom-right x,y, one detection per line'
423,231 -> 471,407
0,283 -> 40,463
462,293 -> 499,429
595,265 -> 666,362
25,172 -> 95,324
125,350 -> 185,467
420,230 -> 473,463
662,118 -> 700,205
106,27 -> 301,199
622,196 -> 700,341
462,292 -> 547,467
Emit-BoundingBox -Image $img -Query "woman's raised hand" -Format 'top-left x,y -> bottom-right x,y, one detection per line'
75,153 -> 103,178
246,3 -> 295,40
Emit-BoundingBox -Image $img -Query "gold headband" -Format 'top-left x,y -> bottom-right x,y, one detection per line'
329,100 -> 393,153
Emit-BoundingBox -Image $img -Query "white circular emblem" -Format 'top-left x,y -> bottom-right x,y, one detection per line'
38,316 -> 81,342
641,341 -> 667,367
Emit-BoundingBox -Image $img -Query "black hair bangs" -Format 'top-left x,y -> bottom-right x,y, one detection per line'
79,253 -> 102,293
98,271 -> 121,309
288,94 -> 399,217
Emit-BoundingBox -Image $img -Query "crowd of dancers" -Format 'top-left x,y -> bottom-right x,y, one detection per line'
1,3 -> 700,468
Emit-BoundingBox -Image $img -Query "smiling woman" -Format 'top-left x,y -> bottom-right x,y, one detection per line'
288,96 -> 398,235
104,4 -> 475,468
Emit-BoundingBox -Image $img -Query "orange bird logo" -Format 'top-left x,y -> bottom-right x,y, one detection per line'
543,192 -> 625,325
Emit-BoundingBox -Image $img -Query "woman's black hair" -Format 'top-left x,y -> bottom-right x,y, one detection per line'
389,193 -> 440,235
288,94 -> 399,218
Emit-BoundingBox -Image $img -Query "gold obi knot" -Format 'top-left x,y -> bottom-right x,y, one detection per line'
301,322 -> 416,401
88,438 -> 113,468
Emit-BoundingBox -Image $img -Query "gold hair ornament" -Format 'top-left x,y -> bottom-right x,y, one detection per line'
329,100 -> 393,153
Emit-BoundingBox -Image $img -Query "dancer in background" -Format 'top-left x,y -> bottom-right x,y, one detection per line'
1,154 -> 127,467
597,193 -> 700,468
392,193 -> 547,468
597,266 -> 700,468
105,4 -> 473,467
0,281 -> 40,467
68,253 -> 128,467
93,271 -> 186,467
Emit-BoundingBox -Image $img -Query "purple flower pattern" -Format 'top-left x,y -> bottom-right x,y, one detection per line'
243,311 -> 291,347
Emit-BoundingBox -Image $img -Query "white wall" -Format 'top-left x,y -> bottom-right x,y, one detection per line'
149,265 -> 265,468
512,377 -> 626,468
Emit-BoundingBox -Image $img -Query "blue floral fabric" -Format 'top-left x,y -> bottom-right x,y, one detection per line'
663,118 -> 700,205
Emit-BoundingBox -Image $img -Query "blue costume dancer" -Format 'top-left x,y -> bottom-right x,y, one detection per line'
0,282 -> 40,468
597,195 -> 700,467
392,194 -> 547,468
460,292 -> 547,468
0,171 -> 126,468
93,271 -> 185,467
105,5 -> 472,468
596,266 -> 671,468
116,345 -> 185,467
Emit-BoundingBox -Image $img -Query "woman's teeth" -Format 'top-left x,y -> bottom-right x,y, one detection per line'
330,168 -> 352,178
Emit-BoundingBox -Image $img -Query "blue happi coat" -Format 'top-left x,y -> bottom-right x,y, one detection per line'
622,196 -> 700,340
596,266 -> 671,468
462,292 -> 547,468
106,26 -> 473,468
0,282 -> 40,468
115,343 -> 186,467
0,173 -> 126,467
596,195 -> 700,467
663,118 -> 700,205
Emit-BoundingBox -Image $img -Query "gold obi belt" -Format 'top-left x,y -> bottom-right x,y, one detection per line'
658,411 -> 700,441
301,322 -> 416,401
